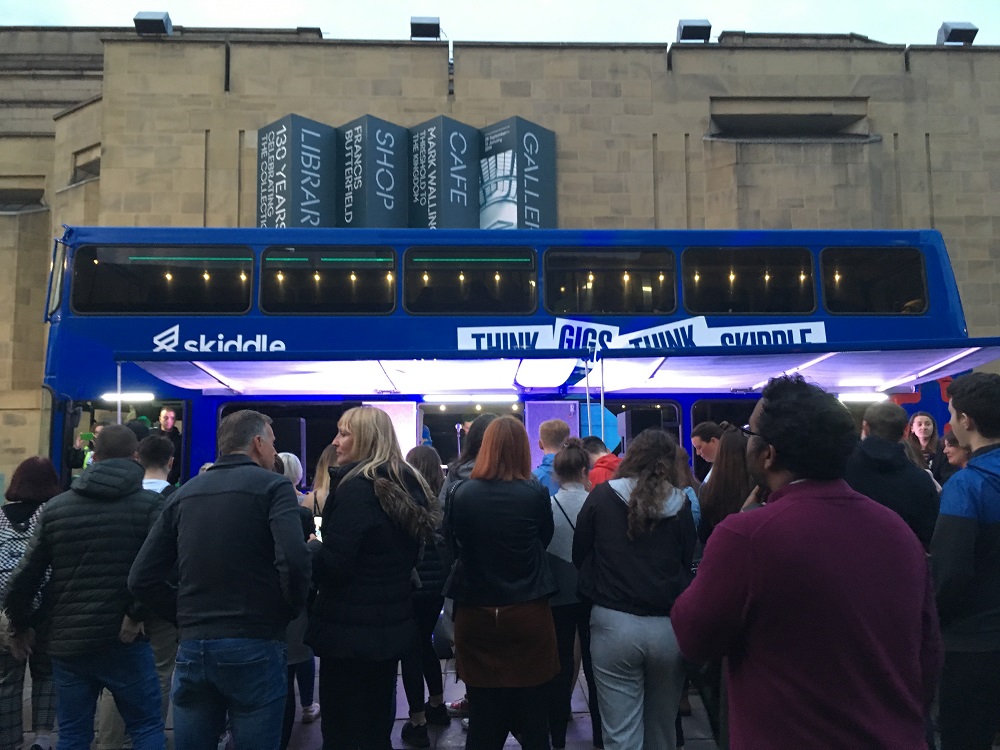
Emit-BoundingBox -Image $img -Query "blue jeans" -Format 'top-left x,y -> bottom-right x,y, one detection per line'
51,640 -> 165,750
172,639 -> 287,750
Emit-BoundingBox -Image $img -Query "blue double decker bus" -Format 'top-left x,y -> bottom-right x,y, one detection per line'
44,225 -> 1000,483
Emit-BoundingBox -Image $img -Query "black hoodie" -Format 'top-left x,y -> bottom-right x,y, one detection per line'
844,435 -> 940,550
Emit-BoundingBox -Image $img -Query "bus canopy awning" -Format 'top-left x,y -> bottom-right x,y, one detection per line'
118,338 -> 1000,398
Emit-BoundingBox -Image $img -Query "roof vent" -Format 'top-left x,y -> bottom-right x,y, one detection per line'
134,11 -> 173,36
936,22 -> 978,45
677,19 -> 712,43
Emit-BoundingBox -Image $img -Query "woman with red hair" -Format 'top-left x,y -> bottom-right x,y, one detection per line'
0,456 -> 62,750
443,416 -> 559,750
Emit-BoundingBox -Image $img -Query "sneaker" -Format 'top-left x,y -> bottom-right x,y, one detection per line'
401,721 -> 430,748
424,701 -> 451,726
301,702 -> 321,724
461,718 -> 469,731
447,696 -> 469,717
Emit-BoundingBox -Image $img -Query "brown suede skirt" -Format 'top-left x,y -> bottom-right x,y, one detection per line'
454,597 -> 560,688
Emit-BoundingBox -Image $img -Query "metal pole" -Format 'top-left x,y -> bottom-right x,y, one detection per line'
584,354 -> 592,436
599,354 -> 606,443
116,362 -> 122,424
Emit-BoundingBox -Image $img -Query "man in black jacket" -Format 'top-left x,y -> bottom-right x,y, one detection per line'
129,409 -> 310,750
5,424 -> 166,750
844,400 -> 940,550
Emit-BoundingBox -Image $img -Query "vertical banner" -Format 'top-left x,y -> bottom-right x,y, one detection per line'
256,114 -> 338,228
338,115 -> 409,228
479,116 -> 557,230
409,116 -> 481,229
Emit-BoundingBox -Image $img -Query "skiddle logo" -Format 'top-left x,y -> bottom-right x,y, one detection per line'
152,325 -> 180,352
152,325 -> 286,353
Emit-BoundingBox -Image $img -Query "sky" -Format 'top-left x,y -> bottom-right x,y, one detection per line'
2,0 -> 999,46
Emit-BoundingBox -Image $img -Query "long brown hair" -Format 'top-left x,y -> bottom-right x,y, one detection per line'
674,443 -> 701,494
406,445 -> 445,497
470,416 -> 532,481
906,410 -> 940,466
699,429 -> 754,529
308,443 -> 338,513
615,429 -> 679,540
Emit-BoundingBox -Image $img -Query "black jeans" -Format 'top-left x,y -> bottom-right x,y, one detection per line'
939,650 -> 1000,750
548,602 -> 602,749
467,683 -> 551,750
401,595 -> 445,713
319,657 -> 397,750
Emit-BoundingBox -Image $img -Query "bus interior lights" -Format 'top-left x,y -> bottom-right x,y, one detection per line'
386,272 -> 393,282
837,393 -> 889,403
314,272 -> 320,281
164,272 -> 172,281
422,394 -> 520,404
495,272 -> 501,282
276,272 -> 283,282
459,272 -> 465,281
100,391 -> 155,402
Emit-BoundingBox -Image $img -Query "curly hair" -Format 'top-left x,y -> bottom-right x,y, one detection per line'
757,375 -> 858,480
614,429 -> 679,540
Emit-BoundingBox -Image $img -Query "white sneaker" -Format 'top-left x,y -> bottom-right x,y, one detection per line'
217,731 -> 231,750
461,718 -> 469,731
301,702 -> 321,724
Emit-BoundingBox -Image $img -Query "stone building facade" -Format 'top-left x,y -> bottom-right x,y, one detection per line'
1,24 -> 998,484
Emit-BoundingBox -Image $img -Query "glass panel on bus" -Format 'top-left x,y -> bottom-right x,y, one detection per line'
821,247 -> 927,314
544,247 -> 676,315
260,246 -> 395,314
682,247 -> 815,314
404,246 -> 536,314
71,245 -> 253,314
47,240 -> 66,320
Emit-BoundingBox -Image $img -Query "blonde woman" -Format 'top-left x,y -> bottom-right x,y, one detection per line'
307,407 -> 440,750
302,444 -> 337,516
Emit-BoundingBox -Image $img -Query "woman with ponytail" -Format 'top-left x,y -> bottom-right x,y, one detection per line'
572,429 -> 697,750
308,406 -> 441,750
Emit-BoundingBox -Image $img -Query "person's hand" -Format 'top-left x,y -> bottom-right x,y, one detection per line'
118,615 -> 144,644
74,436 -> 83,450
742,485 -> 766,510
9,629 -> 35,661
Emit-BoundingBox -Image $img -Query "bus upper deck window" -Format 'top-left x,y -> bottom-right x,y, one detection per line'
71,245 -> 253,314
821,247 -> 927,315
682,247 -> 815,315
260,246 -> 395,314
404,247 -> 536,315
544,247 -> 676,315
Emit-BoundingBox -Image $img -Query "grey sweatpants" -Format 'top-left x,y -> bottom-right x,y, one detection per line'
589,604 -> 686,750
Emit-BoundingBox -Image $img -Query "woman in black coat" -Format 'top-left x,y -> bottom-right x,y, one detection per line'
443,416 -> 559,750
308,407 -> 440,750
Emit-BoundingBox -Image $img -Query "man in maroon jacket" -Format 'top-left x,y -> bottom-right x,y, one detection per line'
671,375 -> 942,749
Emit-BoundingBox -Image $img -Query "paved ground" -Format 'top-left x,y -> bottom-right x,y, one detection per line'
283,658 -> 720,750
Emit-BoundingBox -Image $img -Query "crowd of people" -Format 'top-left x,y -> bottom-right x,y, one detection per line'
0,372 -> 998,750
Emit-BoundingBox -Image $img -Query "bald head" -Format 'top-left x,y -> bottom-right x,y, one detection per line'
862,401 -> 909,442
